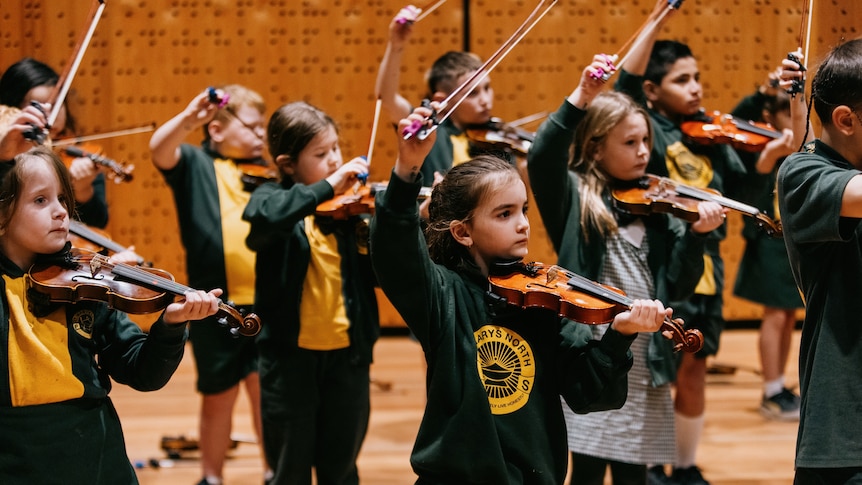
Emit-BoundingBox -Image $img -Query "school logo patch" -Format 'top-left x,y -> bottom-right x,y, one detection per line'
666,141 -> 714,188
72,309 -> 96,339
474,325 -> 535,415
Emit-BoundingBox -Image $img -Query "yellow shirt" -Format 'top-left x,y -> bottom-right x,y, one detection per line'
297,216 -> 350,350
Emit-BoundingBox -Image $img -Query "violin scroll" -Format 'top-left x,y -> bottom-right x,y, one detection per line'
658,315 -> 703,353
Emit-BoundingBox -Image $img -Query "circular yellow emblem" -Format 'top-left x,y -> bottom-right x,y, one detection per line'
474,325 -> 535,415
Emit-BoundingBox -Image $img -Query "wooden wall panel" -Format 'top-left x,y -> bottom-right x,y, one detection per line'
1,0 -> 858,324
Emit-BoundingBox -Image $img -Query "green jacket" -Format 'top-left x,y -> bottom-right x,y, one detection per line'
371,172 -> 637,485
527,99 -> 709,386
242,179 -> 379,367
0,249 -> 187,483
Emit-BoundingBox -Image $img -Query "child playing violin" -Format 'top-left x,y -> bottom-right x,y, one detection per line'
527,55 -> 724,485
612,5 -> 747,483
241,101 -> 378,485
149,84 -> 270,485
776,37 -> 862,485
370,103 -> 673,484
0,58 -> 108,228
0,146 -> 222,484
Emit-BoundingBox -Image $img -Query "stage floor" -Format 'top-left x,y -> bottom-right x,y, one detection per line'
114,328 -> 799,485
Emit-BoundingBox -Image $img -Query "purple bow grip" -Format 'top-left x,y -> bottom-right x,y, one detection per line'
401,118 -> 425,139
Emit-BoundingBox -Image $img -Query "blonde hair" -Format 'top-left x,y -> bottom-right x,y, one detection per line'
571,91 -> 652,241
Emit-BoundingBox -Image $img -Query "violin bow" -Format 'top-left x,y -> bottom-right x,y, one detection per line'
787,0 -> 814,96
396,0 -> 447,24
355,97 -> 383,189
51,122 -> 156,147
403,0 -> 558,140
594,0 -> 683,81
47,0 -> 107,129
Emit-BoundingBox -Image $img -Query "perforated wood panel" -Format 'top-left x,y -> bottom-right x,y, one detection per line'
1,0 -> 857,324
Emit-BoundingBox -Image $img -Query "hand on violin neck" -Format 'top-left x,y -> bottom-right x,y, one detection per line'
163,287 -> 223,326
610,298 -> 672,336
690,201 -> 726,234
326,157 -> 370,195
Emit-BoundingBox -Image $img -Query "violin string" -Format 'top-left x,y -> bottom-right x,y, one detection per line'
89,252 -> 191,296
667,179 -> 760,215
549,264 -> 633,307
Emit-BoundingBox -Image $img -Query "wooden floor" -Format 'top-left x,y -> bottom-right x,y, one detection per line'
113,327 -> 800,485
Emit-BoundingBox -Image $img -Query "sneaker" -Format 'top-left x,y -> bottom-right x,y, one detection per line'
671,465 -> 710,485
648,465 -> 674,485
760,387 -> 800,421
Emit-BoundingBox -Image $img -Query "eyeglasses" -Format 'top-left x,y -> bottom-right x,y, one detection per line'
224,107 -> 265,139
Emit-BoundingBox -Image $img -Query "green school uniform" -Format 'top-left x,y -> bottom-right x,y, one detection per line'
777,140 -> 862,469
0,250 -> 187,484
371,171 -> 637,485
527,99 -> 709,386
243,178 -> 379,483
616,71 -> 747,356
158,143 -> 259,393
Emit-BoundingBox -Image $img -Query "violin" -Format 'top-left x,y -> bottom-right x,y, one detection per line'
57,142 -> 134,183
465,117 -> 535,157
611,174 -> 782,237
68,220 -> 148,266
316,182 -> 432,220
680,111 -> 782,153
26,248 -> 261,337
488,261 -> 703,353
237,162 -> 278,191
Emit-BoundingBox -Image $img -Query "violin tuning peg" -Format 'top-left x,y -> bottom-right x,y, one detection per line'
229,327 -> 241,338
217,316 -> 229,327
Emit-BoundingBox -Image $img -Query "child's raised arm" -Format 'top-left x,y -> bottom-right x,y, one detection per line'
394,104 -> 438,183
566,54 -> 617,110
374,6 -> 421,126
149,88 -> 224,170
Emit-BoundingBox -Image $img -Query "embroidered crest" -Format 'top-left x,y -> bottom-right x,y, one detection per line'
72,309 -> 96,339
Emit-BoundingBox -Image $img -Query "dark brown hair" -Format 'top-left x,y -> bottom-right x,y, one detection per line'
426,155 -> 521,271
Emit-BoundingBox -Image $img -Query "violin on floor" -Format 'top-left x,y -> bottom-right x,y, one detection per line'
489,260 -> 703,353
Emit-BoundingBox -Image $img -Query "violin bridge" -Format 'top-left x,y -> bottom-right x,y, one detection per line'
89,257 -> 102,278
